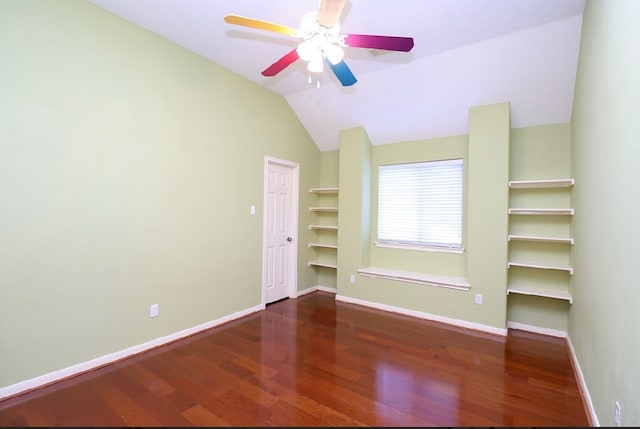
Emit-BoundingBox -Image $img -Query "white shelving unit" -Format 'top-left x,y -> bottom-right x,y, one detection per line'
508,234 -> 574,245
507,285 -> 573,303
308,187 -> 339,270
507,261 -> 573,275
307,261 -> 338,269
309,187 -> 339,193
508,208 -> 574,216
507,178 -> 575,303
309,243 -> 338,249
309,225 -> 338,230
509,179 -> 575,189
309,207 -> 339,212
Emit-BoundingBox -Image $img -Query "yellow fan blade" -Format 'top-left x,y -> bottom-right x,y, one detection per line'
224,14 -> 298,37
317,0 -> 347,28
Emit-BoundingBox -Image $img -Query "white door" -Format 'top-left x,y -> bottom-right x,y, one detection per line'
263,157 -> 299,305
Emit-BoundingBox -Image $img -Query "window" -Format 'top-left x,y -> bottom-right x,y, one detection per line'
377,158 -> 463,251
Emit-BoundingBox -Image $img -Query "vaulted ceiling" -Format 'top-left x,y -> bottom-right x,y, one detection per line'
89,0 -> 586,151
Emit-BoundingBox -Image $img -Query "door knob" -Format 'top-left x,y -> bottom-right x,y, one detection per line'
287,236 -> 293,242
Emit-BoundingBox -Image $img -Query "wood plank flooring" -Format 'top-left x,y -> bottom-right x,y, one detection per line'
0,291 -> 590,426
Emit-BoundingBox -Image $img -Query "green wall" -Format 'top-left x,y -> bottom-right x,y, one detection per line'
334,116 -> 574,334
570,0 -> 640,425
4,1 -> 639,424
0,0 -> 320,388
336,104 -> 511,330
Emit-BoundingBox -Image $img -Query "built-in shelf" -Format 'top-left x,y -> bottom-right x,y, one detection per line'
507,178 -> 574,305
309,187 -> 339,194
308,224 -> 338,230
508,208 -> 574,216
508,261 -> 574,275
507,284 -> 573,303
308,243 -> 338,249
309,207 -> 339,212
308,187 -> 339,272
508,234 -> 574,245
509,179 -> 575,189
308,261 -> 337,269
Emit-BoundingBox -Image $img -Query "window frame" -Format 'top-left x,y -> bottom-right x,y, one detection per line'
375,158 -> 465,253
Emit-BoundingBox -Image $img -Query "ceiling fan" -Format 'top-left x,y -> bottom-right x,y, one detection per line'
224,0 -> 415,87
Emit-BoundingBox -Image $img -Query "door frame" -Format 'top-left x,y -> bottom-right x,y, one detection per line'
261,156 -> 300,308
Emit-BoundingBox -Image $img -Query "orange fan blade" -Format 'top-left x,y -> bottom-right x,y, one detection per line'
317,0 -> 347,28
224,14 -> 298,37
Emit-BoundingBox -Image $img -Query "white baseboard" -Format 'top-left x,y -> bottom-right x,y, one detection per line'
0,304 -> 263,401
297,285 -> 337,297
507,321 -> 567,338
566,335 -> 599,426
507,321 -> 598,426
335,294 -> 507,336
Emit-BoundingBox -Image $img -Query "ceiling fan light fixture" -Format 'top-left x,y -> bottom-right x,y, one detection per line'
296,39 -> 316,61
307,51 -> 324,73
324,43 -> 344,65
224,0 -> 414,88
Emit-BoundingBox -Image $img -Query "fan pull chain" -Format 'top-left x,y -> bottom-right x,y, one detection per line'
307,72 -> 321,88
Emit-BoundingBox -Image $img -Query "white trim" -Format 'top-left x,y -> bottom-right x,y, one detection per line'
309,187 -> 339,194
375,241 -> 465,254
357,266 -> 470,291
0,304 -> 263,401
262,156 -> 300,306
509,178 -> 575,189
566,334 -> 599,427
297,285 -> 337,296
507,321 -> 567,338
507,322 -> 599,425
335,294 -> 506,336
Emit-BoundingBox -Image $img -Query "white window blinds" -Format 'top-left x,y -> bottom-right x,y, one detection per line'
378,159 -> 463,249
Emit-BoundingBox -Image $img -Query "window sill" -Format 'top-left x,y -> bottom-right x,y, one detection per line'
375,241 -> 464,254
358,266 -> 470,291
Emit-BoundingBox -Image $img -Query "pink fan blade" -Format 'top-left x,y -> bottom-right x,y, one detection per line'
262,49 -> 300,77
344,34 -> 414,52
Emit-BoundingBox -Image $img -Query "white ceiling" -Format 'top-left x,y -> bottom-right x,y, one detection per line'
89,0 -> 586,152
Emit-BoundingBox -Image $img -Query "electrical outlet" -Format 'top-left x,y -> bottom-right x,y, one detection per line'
475,293 -> 483,304
350,274 -> 356,283
150,304 -> 159,318
615,401 -> 621,427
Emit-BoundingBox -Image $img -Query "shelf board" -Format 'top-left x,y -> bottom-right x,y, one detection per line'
508,261 -> 573,275
309,207 -> 338,212
309,187 -> 339,194
508,208 -> 574,216
508,234 -> 574,244
509,179 -> 575,189
308,225 -> 338,230
507,284 -> 573,303
308,243 -> 338,249
308,261 -> 337,269
358,266 -> 470,290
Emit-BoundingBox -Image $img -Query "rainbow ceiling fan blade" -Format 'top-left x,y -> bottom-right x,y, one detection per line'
223,14 -> 298,36
343,34 -> 415,52
317,0 -> 347,28
223,0 -> 414,86
262,49 -> 300,77
325,58 -> 357,87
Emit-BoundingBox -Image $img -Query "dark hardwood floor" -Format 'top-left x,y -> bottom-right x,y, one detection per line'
0,291 -> 590,427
